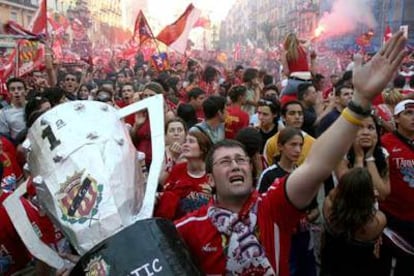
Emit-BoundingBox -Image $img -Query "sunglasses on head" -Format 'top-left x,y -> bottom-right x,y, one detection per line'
96,93 -> 112,103
258,99 -> 273,106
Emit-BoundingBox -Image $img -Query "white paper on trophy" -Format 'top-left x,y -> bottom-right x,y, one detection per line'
26,101 -> 138,254
3,96 -> 165,268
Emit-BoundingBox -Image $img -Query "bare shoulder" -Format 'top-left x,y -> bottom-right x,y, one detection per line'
355,210 -> 386,241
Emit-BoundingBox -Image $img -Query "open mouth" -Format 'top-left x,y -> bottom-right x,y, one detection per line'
229,175 -> 244,184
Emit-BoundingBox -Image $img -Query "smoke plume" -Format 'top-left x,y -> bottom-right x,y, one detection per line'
316,0 -> 377,39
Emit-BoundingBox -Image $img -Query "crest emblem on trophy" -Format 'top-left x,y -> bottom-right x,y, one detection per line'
56,171 -> 103,224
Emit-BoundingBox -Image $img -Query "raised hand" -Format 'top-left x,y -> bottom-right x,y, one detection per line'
352,31 -> 406,106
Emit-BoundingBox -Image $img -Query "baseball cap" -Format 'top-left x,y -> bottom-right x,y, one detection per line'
394,99 -> 414,115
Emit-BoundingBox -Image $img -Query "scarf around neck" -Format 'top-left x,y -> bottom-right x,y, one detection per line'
208,191 -> 276,275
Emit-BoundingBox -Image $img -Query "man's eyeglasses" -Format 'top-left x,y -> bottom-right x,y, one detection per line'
213,155 -> 250,167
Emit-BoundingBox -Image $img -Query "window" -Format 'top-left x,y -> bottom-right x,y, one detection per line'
10,11 -> 18,21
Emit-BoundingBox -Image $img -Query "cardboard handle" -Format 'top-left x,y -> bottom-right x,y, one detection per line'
3,180 -> 65,269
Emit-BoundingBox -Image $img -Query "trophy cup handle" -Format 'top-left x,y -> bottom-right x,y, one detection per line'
117,95 -> 165,220
3,179 -> 65,269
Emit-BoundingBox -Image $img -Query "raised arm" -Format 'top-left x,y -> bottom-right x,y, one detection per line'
286,31 -> 407,209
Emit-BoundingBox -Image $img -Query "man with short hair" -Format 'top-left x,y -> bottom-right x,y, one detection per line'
264,101 -> 315,165
225,86 -> 249,139
233,65 -> 244,85
316,84 -> 353,136
380,99 -> 414,276
0,78 -> 27,141
187,87 -> 206,122
298,83 -> 333,137
175,31 -> 406,276
62,73 -> 80,100
189,95 -> 226,144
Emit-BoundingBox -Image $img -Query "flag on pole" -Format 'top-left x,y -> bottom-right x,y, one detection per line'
156,4 -> 201,54
28,0 -> 47,35
132,10 -> 154,46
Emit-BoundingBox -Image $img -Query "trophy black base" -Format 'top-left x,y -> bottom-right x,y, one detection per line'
70,218 -> 201,275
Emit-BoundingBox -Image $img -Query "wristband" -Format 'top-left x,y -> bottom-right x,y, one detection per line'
341,108 -> 363,127
365,156 -> 375,162
348,100 -> 372,117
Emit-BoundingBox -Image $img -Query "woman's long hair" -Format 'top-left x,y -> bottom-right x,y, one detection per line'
346,115 -> 388,178
284,33 -> 300,62
329,168 -> 376,238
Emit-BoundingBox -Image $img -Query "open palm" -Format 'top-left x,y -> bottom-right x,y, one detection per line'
353,31 -> 406,101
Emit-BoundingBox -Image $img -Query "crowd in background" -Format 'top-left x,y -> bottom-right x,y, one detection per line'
0,31 -> 412,275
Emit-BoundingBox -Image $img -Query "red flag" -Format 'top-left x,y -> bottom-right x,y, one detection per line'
133,10 -> 154,46
156,4 -> 201,54
193,16 -> 211,29
4,21 -> 40,39
29,0 -> 47,35
384,25 -> 392,43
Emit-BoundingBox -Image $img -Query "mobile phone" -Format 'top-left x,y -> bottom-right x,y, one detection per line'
400,25 -> 408,38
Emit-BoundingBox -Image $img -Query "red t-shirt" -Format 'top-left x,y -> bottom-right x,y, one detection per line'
133,118 -> 152,167
287,47 -> 309,74
0,192 -> 55,275
198,80 -> 217,96
115,100 -> 136,126
380,132 -> 414,221
175,176 -> 302,276
155,162 -> 210,220
225,105 -> 249,139
1,136 -> 23,180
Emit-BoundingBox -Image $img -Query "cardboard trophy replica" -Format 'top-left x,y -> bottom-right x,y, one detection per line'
3,96 -> 201,275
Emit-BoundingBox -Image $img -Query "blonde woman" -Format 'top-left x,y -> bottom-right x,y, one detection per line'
280,33 -> 317,104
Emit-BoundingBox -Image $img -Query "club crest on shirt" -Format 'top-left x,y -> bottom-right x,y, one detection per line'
56,170 -> 103,224
84,256 -> 110,276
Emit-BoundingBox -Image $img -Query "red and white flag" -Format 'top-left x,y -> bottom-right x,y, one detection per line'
156,4 -> 201,54
193,16 -> 211,29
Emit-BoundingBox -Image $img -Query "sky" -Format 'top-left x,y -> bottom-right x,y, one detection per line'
147,0 -> 236,22
146,0 -> 236,32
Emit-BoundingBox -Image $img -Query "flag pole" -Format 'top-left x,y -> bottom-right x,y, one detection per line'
15,42 -> 19,77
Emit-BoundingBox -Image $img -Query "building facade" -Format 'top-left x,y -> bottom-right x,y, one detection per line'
0,0 -> 38,27
221,0 -> 320,51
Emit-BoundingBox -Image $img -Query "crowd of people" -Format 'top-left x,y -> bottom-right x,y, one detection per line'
0,30 -> 412,276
